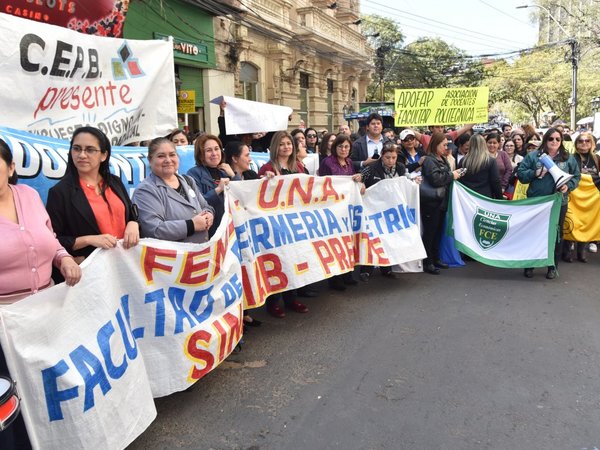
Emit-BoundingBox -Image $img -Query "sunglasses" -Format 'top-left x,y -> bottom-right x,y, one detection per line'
306,134 -> 317,138
402,136 -> 415,141
577,139 -> 591,143
548,137 -> 562,142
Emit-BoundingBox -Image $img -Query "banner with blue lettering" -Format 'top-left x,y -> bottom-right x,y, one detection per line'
0,210 -> 243,449
229,175 -> 426,308
0,175 -> 424,449
0,126 -> 273,203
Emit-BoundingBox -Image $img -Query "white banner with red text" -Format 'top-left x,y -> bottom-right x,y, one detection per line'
229,175 -> 426,308
0,175 -> 424,449
0,13 -> 177,145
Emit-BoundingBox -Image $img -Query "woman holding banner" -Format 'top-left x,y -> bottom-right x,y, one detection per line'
517,127 -> 580,279
420,133 -> 465,275
1,138 -> 81,449
258,131 -> 309,318
187,134 -> 237,237
562,131 -> 599,263
133,137 -> 214,243
46,127 -> 140,276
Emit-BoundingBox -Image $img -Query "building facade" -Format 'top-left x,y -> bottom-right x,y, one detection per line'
125,0 -> 372,135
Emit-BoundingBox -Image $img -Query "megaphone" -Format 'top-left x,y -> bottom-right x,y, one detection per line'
539,153 -> 573,190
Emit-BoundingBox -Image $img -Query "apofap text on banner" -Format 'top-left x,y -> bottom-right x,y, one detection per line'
228,175 -> 426,308
0,13 -> 177,145
394,87 -> 489,127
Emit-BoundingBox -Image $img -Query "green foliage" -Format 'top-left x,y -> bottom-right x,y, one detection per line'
362,15 -> 484,101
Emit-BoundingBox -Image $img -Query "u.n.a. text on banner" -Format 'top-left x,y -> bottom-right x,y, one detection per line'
0,13 -> 177,145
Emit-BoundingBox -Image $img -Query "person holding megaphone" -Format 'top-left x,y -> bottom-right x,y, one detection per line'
517,127 -> 580,280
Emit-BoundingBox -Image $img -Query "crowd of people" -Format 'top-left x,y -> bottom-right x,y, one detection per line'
1,109 -> 598,448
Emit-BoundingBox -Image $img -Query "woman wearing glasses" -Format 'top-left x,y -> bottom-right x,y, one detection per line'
563,132 -> 599,263
517,127 -> 580,279
46,127 -> 140,274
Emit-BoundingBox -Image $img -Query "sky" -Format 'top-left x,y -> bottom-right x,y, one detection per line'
360,0 -> 540,57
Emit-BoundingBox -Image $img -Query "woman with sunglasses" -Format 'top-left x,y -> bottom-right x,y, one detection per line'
46,127 -> 140,275
399,129 -> 426,173
517,127 -> 580,279
563,132 -> 599,263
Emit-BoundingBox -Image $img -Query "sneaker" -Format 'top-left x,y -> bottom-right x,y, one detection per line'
359,272 -> 370,282
588,243 -> 597,253
523,268 -> 534,278
546,267 -> 557,280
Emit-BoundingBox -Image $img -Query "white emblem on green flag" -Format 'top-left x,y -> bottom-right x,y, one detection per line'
473,207 -> 511,250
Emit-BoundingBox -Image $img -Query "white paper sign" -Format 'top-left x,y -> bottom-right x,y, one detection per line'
211,95 -> 293,135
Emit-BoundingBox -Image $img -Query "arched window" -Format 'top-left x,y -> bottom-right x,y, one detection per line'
239,62 -> 258,101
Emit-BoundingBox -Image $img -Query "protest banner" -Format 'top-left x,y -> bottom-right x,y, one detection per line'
394,87 -> 489,127
228,175 -> 426,308
0,209 -> 243,449
0,175 -> 425,448
210,96 -> 293,135
0,126 -> 278,203
0,13 -> 177,145
2,1 -> 130,37
564,173 -> 600,242
448,182 -> 561,268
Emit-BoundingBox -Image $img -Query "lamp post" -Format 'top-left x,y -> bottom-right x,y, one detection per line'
517,4 -> 578,132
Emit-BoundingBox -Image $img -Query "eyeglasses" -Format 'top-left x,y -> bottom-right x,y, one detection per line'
337,144 -> 351,150
577,139 -> 591,143
71,146 -> 101,155
306,134 -> 317,138
548,137 -> 562,142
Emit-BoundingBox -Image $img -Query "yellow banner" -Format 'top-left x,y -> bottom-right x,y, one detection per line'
394,87 -> 489,127
564,174 -> 600,241
177,90 -> 196,114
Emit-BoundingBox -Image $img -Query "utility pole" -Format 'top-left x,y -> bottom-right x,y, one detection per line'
517,4 -> 578,131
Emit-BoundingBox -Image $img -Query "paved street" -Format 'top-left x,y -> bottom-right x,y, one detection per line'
130,257 -> 600,450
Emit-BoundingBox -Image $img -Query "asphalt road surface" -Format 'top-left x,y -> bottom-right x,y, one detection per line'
129,256 -> 600,450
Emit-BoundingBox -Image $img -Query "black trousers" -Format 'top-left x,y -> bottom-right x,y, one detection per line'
421,205 -> 445,265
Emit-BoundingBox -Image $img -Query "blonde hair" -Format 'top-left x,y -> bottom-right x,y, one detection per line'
462,134 -> 490,174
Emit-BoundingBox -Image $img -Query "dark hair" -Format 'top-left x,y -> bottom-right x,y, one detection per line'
319,132 -> 336,158
485,132 -> 501,144
540,127 -> 569,161
454,132 -> 472,149
0,138 -> 18,185
194,134 -> 223,166
148,137 -> 175,160
426,132 -> 447,156
366,113 -> 383,125
331,134 -> 352,159
167,129 -> 189,145
290,128 -> 305,138
67,126 -> 112,199
305,127 -> 318,137
501,123 -> 512,132
224,140 -> 247,166
381,141 -> 398,156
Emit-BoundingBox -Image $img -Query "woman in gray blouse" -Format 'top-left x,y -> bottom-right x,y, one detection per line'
133,137 -> 214,243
